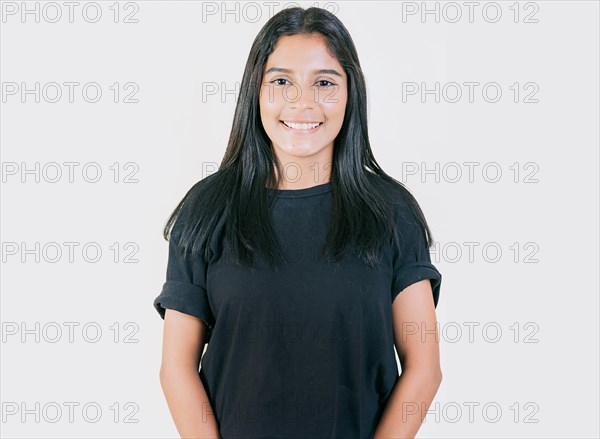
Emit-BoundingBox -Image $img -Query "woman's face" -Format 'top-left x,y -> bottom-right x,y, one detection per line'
259,33 -> 348,181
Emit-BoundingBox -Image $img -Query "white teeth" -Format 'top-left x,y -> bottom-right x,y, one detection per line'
283,121 -> 322,130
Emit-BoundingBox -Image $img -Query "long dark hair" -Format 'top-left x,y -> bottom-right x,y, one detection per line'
164,6 -> 435,270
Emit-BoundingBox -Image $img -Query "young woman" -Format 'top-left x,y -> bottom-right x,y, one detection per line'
154,7 -> 443,439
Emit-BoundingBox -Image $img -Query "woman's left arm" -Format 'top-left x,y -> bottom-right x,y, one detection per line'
373,279 -> 443,439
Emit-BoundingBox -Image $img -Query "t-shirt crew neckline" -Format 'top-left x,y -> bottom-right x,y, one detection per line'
267,181 -> 332,198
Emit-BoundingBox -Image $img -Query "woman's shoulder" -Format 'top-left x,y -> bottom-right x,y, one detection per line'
172,171 -> 223,228
174,171 -> 225,220
366,171 -> 426,232
366,171 -> 412,207
186,170 -> 222,196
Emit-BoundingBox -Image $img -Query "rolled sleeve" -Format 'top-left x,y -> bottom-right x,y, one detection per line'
390,202 -> 442,308
154,281 -> 215,329
153,214 -> 215,340
391,261 -> 441,308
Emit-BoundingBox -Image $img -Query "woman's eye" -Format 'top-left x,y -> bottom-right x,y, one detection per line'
269,79 -> 336,87
317,80 -> 336,87
271,78 -> 290,86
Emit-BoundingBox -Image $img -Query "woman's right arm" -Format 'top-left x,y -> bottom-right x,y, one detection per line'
159,308 -> 221,439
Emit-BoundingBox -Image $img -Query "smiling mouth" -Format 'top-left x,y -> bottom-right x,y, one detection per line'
279,120 -> 324,131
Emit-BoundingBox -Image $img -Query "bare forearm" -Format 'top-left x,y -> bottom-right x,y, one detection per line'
160,366 -> 221,439
373,369 -> 442,439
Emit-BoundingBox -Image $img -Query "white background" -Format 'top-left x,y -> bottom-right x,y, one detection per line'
1,1 -> 599,438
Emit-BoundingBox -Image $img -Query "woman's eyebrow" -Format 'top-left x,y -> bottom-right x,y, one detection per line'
264,67 -> 343,77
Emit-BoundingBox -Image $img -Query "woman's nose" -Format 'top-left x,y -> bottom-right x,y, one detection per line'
288,82 -> 316,109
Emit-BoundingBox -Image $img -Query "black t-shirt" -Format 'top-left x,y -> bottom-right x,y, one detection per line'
153,173 -> 442,439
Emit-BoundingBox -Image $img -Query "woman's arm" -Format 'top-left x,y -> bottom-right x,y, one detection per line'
373,280 -> 443,439
159,309 -> 222,439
